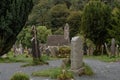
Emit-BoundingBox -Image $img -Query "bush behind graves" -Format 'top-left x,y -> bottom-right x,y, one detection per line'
58,46 -> 71,58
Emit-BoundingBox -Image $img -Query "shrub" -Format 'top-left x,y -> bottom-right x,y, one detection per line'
10,72 -> 30,80
58,46 -> 71,58
57,69 -> 73,80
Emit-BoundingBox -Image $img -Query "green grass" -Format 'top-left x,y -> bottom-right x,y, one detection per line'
10,72 -> 30,80
0,51 -> 32,63
21,60 -> 48,67
83,63 -> 94,76
32,67 -> 62,78
84,55 -> 120,62
32,67 -> 73,79
32,63 -> 93,79
0,51 -> 52,63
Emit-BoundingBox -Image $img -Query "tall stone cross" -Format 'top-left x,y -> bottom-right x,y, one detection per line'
31,25 -> 40,59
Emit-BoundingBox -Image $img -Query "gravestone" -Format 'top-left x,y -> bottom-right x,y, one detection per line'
110,38 -> 116,57
116,44 -> 119,57
64,23 -> 70,41
105,43 -> 110,56
88,45 -> 94,56
101,45 -> 104,55
49,47 -> 58,57
31,25 -> 41,60
13,44 -> 18,57
71,36 -> 84,74
19,43 -> 24,54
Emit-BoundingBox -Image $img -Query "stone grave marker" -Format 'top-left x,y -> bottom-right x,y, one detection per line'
116,44 -> 119,57
71,36 -> 84,75
110,38 -> 116,57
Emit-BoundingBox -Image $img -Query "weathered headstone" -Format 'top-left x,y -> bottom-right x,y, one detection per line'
19,43 -> 24,54
101,45 -> 104,55
83,42 -> 88,55
110,38 -> 116,57
64,23 -> 70,41
49,47 -> 57,57
116,44 -> 119,57
13,44 -> 18,57
105,43 -> 110,56
71,36 -> 84,74
45,46 -> 51,56
88,45 -> 94,56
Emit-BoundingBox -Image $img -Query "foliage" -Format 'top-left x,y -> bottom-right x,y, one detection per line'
17,27 -> 32,48
27,0 -> 52,26
16,26 -> 52,47
49,4 -> 70,31
67,11 -> 82,38
81,0 -> 111,54
58,46 -> 71,58
53,27 -> 64,35
10,72 -> 30,80
37,26 -> 52,43
52,0 -> 72,9
0,0 -> 33,56
57,70 -> 73,80
108,7 -> 120,45
70,0 -> 89,10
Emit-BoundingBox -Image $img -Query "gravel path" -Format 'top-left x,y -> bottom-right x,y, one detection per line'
0,60 -> 62,80
75,59 -> 120,80
0,59 -> 120,80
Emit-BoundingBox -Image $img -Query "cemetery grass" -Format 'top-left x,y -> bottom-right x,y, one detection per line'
0,51 -> 32,63
32,63 -> 93,79
32,67 -> 73,79
84,55 -> 120,62
0,51 -> 51,64
21,54 -> 62,67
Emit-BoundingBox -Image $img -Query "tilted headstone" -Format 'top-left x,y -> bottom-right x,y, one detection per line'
49,46 -> 57,57
110,38 -> 116,57
71,36 -> 84,74
105,43 -> 110,56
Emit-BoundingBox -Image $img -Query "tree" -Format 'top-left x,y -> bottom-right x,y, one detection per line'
81,0 -> 111,54
67,11 -> 82,38
108,7 -> 120,45
0,0 -> 33,56
16,26 -> 52,47
27,0 -> 52,26
16,27 -> 32,48
52,0 -> 72,9
37,26 -> 52,43
49,4 -> 69,31
70,0 -> 89,10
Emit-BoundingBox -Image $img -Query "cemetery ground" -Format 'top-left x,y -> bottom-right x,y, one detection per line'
0,52 -> 120,80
